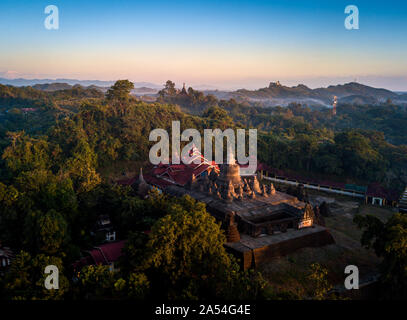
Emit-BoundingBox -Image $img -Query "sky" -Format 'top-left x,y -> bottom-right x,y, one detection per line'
0,0 -> 407,90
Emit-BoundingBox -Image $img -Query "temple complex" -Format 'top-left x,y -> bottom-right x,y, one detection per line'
165,153 -> 316,238
136,148 -> 335,269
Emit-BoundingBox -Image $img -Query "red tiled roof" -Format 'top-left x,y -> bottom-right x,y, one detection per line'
149,146 -> 220,187
88,248 -> 105,265
96,240 -> 126,262
74,240 -> 127,268
144,173 -> 175,189
117,147 -> 219,189
153,163 -> 216,186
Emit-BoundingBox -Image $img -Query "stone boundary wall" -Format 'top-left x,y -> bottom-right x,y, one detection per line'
225,228 -> 335,270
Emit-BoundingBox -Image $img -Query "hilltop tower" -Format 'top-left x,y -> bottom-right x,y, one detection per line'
332,96 -> 338,116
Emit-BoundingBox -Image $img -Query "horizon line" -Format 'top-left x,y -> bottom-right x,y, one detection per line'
1,76 -> 407,92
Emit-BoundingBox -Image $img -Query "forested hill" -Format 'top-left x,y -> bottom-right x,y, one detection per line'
219,101 -> 407,147
205,82 -> 407,107
158,80 -> 407,146
0,80 -> 406,301
0,84 -> 105,145
0,80 -> 406,192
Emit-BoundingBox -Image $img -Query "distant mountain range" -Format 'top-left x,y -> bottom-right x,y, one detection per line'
32,83 -> 83,91
28,83 -> 160,95
2,77 -> 407,107
204,82 -> 407,107
0,78 -> 163,90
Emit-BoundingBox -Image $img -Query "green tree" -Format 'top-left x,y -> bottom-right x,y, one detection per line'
74,264 -> 150,300
119,231 -> 150,275
334,131 -> 386,180
2,132 -> 53,175
23,209 -> 69,256
77,264 -> 117,299
64,138 -> 101,193
143,195 -> 268,299
307,263 -> 333,300
106,80 -> 135,116
0,182 -> 19,206
14,169 -> 77,215
202,105 -> 234,129
126,272 -> 150,299
4,251 -> 68,300
158,80 -> 177,97
354,213 -> 407,299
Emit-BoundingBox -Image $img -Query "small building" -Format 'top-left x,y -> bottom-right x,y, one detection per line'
366,183 -> 400,207
91,214 -> 116,243
399,187 -> 407,214
73,240 -> 126,272
257,163 -> 400,208
0,243 -> 13,274
269,81 -> 282,88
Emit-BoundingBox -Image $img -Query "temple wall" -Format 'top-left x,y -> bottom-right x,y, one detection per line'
225,228 -> 335,270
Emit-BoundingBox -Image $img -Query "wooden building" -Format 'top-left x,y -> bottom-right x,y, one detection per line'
0,243 -> 13,275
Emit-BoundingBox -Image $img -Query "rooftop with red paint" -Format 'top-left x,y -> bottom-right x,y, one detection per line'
73,240 -> 126,269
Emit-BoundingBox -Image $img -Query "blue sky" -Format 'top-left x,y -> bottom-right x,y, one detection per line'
0,0 -> 406,90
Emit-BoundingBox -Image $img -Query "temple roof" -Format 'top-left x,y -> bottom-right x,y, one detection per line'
148,146 -> 219,187
72,240 -> 126,270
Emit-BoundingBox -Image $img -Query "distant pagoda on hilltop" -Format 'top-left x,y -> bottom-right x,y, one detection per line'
180,83 -> 188,95
269,81 -> 282,88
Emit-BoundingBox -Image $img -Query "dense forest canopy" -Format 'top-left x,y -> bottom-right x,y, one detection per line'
158,82 -> 407,190
1,81 -> 406,190
0,80 -> 406,300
